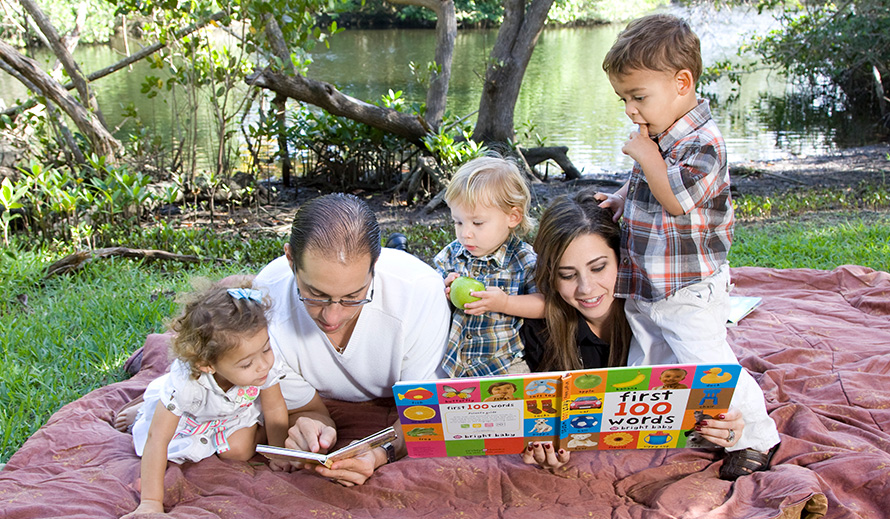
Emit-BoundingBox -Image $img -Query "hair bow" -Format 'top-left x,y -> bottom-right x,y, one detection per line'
227,288 -> 263,302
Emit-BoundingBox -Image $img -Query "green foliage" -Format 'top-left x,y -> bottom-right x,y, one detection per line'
548,0 -> 668,25
283,91 -> 418,191
0,254 -> 260,463
0,0 -> 116,46
4,156 -> 185,246
749,0 -> 890,110
730,212 -> 890,271
422,128 -> 485,171
733,182 -> 890,219
0,177 -> 28,246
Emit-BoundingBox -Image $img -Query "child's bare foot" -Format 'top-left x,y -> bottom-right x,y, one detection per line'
113,395 -> 144,432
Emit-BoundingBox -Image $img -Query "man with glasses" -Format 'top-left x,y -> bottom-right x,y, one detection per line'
253,193 -> 450,486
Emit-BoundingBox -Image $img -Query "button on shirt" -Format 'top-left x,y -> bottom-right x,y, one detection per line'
617,99 -> 733,302
434,234 -> 537,377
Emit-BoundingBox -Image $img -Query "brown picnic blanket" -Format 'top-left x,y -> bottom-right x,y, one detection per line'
2,265 -> 889,518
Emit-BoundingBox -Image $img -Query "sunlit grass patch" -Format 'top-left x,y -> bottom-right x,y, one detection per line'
731,211 -> 890,271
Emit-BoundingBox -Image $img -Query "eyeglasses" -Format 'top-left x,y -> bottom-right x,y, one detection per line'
296,275 -> 375,308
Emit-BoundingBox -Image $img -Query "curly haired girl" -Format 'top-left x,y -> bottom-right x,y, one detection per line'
124,280 -> 289,517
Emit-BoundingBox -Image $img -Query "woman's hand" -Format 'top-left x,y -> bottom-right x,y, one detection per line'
521,441 -> 571,471
696,408 -> 744,448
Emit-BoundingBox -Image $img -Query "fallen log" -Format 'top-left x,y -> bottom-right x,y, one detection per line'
44,247 -> 231,279
519,146 -> 582,180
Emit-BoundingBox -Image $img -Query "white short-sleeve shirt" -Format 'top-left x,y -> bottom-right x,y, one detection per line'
254,248 -> 451,408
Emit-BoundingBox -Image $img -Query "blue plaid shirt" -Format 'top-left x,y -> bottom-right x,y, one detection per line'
434,234 -> 537,377
617,99 -> 734,302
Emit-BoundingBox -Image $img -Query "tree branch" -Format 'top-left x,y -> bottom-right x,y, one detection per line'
18,0 -> 105,126
1,11 -> 227,119
247,69 -> 429,142
44,247 -> 231,279
0,40 -> 120,159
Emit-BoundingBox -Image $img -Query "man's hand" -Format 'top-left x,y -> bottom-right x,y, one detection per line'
286,416 -> 336,455
442,272 -> 460,298
268,459 -> 296,472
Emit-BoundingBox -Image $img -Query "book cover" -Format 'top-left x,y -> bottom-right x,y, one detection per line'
727,296 -> 763,325
393,363 -> 740,459
256,427 -> 396,468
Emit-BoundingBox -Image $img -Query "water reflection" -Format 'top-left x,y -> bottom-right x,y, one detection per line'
0,5 -> 879,175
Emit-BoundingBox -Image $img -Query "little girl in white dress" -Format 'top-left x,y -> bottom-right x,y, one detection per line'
124,281 -> 291,517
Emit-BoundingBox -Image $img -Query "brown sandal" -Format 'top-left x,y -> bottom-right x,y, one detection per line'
719,443 -> 780,481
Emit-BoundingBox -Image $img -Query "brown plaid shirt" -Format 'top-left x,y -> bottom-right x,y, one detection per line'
616,99 -> 734,302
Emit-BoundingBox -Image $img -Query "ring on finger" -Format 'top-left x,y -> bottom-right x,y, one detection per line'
726,429 -> 736,443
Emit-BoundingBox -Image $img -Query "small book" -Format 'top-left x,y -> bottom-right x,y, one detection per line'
256,427 -> 397,468
393,363 -> 740,459
727,296 -> 763,325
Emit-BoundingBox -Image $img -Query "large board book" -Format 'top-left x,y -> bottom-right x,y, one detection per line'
393,363 -> 740,458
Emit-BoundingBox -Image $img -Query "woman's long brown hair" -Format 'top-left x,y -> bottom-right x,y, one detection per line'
532,189 -> 630,371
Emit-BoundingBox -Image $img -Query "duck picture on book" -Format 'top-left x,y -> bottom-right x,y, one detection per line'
393,363 -> 741,458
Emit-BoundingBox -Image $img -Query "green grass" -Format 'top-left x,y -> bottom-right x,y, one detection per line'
731,211 -> 890,271
0,249 -> 264,463
1,208 -> 888,464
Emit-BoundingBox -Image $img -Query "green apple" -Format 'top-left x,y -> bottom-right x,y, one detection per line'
574,374 -> 602,390
450,276 -> 485,309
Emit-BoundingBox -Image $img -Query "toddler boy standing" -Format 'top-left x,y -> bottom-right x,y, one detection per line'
596,14 -> 780,480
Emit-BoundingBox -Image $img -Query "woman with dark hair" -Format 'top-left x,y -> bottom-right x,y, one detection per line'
521,190 -> 630,373
520,189 -> 746,470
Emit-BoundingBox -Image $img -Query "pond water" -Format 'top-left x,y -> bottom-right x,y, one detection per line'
0,4 -> 880,175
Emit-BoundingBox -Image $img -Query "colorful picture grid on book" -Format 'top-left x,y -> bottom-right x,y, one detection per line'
561,364 -> 740,452
393,363 -> 740,459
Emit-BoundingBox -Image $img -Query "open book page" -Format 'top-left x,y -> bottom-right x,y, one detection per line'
727,296 -> 763,325
256,427 -> 397,468
394,363 -> 740,459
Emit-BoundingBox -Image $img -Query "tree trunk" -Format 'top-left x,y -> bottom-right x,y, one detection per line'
0,59 -> 85,164
472,0 -> 554,144
0,40 -> 120,160
247,69 -> 429,142
263,14 -> 297,187
18,0 -> 105,127
387,0 -> 456,132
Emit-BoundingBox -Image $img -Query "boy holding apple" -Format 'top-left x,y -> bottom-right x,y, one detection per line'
434,155 -> 544,377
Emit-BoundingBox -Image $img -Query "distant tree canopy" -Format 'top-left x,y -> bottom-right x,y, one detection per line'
749,0 -> 889,116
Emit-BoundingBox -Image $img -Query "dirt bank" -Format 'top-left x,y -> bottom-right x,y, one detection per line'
191,142 -> 890,235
